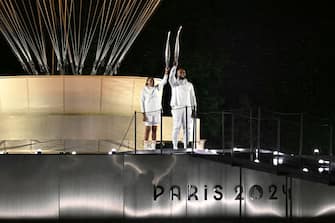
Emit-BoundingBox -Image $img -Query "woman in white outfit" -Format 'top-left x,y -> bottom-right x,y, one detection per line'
140,68 -> 169,150
169,66 -> 197,150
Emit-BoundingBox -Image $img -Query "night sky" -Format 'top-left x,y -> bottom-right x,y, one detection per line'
1,0 -> 335,116
123,0 -> 335,116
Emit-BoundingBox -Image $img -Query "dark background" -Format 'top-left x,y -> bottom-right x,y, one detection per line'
122,0 -> 335,116
1,0 -> 335,150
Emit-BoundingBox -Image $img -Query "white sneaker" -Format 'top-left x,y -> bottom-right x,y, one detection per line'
151,141 -> 156,150
144,141 -> 149,150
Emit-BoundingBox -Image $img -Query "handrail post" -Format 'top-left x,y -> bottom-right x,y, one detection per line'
299,113 -> 304,156
185,106 -> 188,150
222,111 -> 225,155
276,117 -> 281,169
299,113 -> 304,169
193,106 -> 197,152
231,112 -> 235,163
134,111 -> 137,154
249,108 -> 253,161
329,123 -> 333,183
160,109 -> 163,155
256,107 -> 261,162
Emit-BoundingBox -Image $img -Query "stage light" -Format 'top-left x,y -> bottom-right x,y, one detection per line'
273,158 -> 278,166
186,148 -> 192,153
233,147 -> 244,152
71,151 -> 77,155
278,158 -> 284,164
302,168 -> 309,173
254,159 -> 260,163
273,157 -> 284,166
325,167 -> 330,172
273,151 -> 284,156
314,148 -> 320,155
318,167 -> 324,173
108,149 -> 117,155
35,149 -> 42,154
319,159 -> 325,164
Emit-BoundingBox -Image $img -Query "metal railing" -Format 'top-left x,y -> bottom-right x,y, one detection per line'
130,106 -> 198,154
124,106 -> 333,181
0,107 -> 334,181
124,106 -> 333,160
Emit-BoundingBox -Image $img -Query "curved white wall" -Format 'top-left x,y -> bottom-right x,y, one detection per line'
0,75 -> 151,114
0,76 -> 201,153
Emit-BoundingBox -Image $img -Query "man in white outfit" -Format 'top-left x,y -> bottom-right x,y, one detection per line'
140,68 -> 169,150
169,66 -> 197,150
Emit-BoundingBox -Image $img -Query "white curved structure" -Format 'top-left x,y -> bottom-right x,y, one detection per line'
0,76 -> 200,153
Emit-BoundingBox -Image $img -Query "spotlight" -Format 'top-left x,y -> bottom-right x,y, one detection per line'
35,149 -> 42,155
71,151 -> 77,155
318,159 -> 325,164
313,148 -> 320,155
273,151 -> 284,156
278,157 -> 284,165
302,168 -> 309,173
108,149 -> 117,155
273,158 -> 278,166
233,147 -> 244,152
255,148 -> 260,161
273,157 -> 284,166
325,167 -> 330,172
318,167 -> 324,173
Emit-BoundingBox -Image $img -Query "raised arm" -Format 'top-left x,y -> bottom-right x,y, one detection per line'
157,67 -> 169,91
168,65 -> 177,86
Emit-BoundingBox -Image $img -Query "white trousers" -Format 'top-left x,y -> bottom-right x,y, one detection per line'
171,107 -> 193,149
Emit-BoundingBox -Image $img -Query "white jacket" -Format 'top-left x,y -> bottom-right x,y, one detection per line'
140,74 -> 168,113
169,66 -> 197,109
